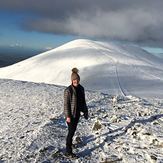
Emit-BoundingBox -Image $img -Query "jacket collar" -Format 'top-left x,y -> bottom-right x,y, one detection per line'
71,84 -> 81,95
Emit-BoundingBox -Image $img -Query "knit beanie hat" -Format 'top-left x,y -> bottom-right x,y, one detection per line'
71,68 -> 80,81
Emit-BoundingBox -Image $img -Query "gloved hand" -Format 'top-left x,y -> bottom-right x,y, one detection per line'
84,112 -> 88,120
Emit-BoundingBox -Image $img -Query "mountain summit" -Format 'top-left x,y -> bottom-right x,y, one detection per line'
0,39 -> 163,98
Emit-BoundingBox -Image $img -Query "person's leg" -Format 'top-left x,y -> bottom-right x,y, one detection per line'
66,117 -> 79,153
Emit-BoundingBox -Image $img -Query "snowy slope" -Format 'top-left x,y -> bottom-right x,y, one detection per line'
0,79 -> 163,163
0,39 -> 163,98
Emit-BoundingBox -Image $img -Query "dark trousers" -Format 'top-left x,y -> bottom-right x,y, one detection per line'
66,115 -> 80,153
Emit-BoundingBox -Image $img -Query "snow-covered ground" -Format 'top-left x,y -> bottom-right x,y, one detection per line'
0,79 -> 163,163
0,39 -> 163,98
0,39 -> 163,162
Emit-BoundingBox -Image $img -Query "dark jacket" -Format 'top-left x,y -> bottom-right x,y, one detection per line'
64,84 -> 88,118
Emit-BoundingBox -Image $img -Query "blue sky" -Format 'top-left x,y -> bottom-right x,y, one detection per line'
0,0 -> 163,54
0,10 -> 76,50
142,47 -> 163,55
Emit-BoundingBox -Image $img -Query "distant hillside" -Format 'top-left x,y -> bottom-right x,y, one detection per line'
0,47 -> 43,67
0,54 -> 31,67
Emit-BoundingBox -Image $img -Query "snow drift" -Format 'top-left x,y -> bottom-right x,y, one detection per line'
0,39 -> 163,98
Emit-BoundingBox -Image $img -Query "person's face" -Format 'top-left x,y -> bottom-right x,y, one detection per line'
72,79 -> 80,87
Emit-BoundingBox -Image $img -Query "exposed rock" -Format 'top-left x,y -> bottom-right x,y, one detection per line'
150,155 -> 157,161
137,108 -> 151,117
110,115 -> 121,123
100,154 -> 122,163
103,114 -> 109,118
112,96 -> 118,106
92,120 -> 102,131
74,136 -> 82,144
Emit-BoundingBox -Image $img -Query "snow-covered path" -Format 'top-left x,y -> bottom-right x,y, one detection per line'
0,79 -> 163,163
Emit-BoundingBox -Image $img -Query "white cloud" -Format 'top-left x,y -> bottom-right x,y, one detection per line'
1,0 -> 163,46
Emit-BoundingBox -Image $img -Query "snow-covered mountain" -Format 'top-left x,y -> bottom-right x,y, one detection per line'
0,39 -> 163,98
0,39 -> 163,162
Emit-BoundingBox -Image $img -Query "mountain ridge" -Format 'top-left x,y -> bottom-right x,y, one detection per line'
0,39 -> 163,98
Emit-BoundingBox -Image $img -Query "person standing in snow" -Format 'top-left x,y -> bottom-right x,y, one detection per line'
64,68 -> 88,158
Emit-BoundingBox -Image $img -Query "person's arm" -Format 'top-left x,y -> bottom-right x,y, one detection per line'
64,89 -> 71,122
83,88 -> 88,119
